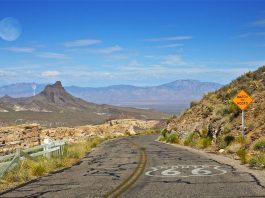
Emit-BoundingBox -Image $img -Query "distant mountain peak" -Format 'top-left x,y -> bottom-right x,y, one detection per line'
0,95 -> 13,101
40,81 -> 70,103
2,94 -> 12,99
53,81 -> 63,88
42,81 -> 64,92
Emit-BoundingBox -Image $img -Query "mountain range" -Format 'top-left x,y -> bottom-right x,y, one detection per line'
0,80 -> 222,113
0,81 -> 166,127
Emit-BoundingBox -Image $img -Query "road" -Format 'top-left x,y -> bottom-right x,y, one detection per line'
1,134 -> 265,198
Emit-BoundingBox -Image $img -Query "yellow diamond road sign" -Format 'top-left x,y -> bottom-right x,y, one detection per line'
232,90 -> 253,110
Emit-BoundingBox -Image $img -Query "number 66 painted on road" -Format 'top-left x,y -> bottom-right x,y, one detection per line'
145,165 -> 227,177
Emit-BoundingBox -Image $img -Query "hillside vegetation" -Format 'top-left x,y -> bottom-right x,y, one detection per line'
164,66 -> 265,167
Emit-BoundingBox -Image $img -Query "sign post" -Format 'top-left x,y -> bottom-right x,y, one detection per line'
232,90 -> 253,137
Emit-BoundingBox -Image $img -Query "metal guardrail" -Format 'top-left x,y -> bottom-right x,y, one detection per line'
0,141 -> 65,178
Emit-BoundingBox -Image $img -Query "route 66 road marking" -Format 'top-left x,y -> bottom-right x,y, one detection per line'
145,165 -> 227,177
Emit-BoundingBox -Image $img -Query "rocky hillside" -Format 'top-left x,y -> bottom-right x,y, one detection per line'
167,66 -> 265,146
0,81 -> 166,127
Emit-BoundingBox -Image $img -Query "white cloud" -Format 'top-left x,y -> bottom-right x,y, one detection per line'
0,70 -> 8,76
162,54 -> 185,65
251,19 -> 265,27
1,47 -> 35,53
107,54 -> 129,60
117,65 -> 252,78
41,70 -> 60,77
154,43 -> 183,48
145,36 -> 192,42
38,52 -> 68,59
235,32 -> 265,38
64,39 -> 102,48
63,70 -> 115,79
144,55 -> 155,58
88,45 -> 123,54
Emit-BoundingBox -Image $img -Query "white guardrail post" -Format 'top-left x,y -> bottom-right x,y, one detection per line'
0,140 -> 65,178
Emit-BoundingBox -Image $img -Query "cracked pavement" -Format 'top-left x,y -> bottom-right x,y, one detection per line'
1,134 -> 265,198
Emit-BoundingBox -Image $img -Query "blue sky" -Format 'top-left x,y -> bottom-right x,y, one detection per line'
0,0 -> 265,87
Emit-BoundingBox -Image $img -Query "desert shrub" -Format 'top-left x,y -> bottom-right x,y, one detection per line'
160,128 -> 169,138
228,103 -> 241,118
217,139 -> 227,149
236,148 -> 247,164
158,135 -> 166,141
224,135 -> 235,146
197,137 -> 212,149
253,105 -> 260,117
223,123 -> 232,134
248,121 -> 255,131
215,105 -> 229,116
183,131 -> 200,147
202,106 -> 212,118
230,89 -> 238,99
184,132 -> 195,146
31,163 -> 47,176
158,128 -> 170,141
253,138 -> 265,152
217,134 -> 235,149
235,136 -> 247,144
249,154 -> 265,168
49,158 -> 66,169
201,128 -> 208,138
64,144 -> 84,159
165,133 -> 179,144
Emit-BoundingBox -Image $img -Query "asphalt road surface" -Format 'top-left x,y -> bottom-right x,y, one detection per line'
1,134 -> 265,198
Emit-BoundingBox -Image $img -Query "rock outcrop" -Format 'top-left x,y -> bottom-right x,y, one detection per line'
0,124 -> 41,154
0,119 -> 163,154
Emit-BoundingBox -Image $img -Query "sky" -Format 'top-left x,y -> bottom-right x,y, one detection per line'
0,0 -> 265,87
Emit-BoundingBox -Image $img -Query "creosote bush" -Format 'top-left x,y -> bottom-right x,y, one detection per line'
183,132 -> 196,146
165,133 -> 179,144
216,134 -> 235,150
158,128 -> 179,144
253,138 -> 265,152
197,137 -> 212,149
158,128 -> 169,141
183,130 -> 212,149
236,148 -> 247,164
249,154 -> 265,168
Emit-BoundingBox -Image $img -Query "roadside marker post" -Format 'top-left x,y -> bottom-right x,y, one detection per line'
232,90 -> 253,137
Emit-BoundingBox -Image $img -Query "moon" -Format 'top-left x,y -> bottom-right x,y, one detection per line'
0,17 -> 22,41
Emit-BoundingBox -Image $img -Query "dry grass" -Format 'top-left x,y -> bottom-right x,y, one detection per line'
0,129 -> 160,192
0,136 -> 107,192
